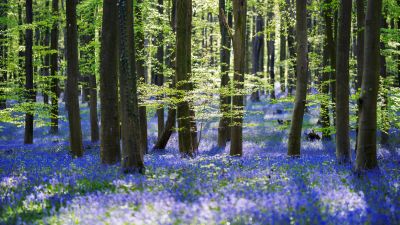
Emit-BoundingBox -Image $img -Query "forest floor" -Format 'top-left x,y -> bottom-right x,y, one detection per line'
0,97 -> 399,224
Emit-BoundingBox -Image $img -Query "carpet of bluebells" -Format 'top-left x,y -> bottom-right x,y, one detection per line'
1,98 -> 399,225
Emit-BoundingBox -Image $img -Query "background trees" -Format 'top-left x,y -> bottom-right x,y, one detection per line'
0,0 -> 398,173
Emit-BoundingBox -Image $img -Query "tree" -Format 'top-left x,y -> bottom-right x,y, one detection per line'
267,8 -> 275,99
356,0 -> 382,171
287,0 -> 308,156
176,0 -> 196,156
100,0 -> 120,164
135,0 -> 148,154
286,0 -> 296,95
0,0 -> 8,110
354,0 -> 365,151
230,0 -> 247,156
24,0 -> 34,144
118,0 -> 145,172
251,14 -> 264,102
217,0 -> 232,148
335,0 -> 352,163
49,0 -> 59,134
279,1 -> 286,93
66,0 -> 83,157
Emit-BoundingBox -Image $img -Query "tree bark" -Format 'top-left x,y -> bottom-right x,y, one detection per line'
356,0 -> 382,171
24,0 -> 34,144
49,0 -> 59,134
286,0 -> 296,96
250,15 -> 264,102
176,0 -> 195,156
135,0 -> 148,154
354,0 -> 365,151
0,0 -> 8,109
380,18 -> 389,146
100,0 -> 120,164
230,0 -> 247,156
118,0 -> 145,172
287,0 -> 308,156
279,2 -> 286,93
66,0 -> 83,157
217,0 -> 232,148
155,0 -> 165,140
335,0 -> 352,163
320,0 -> 332,140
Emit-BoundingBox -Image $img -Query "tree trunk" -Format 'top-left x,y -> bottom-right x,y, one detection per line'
49,0 -> 59,134
279,2 -> 286,93
287,0 -> 308,156
251,15 -> 264,102
118,0 -> 145,172
320,1 -> 332,140
217,0 -> 232,148
42,0 -> 50,105
155,0 -> 165,140
135,0 -> 148,154
380,18 -> 389,146
354,0 -> 365,151
66,0 -> 83,157
24,0 -> 34,144
0,0 -> 8,110
176,0 -> 195,156
335,0 -> 352,163
100,0 -> 120,164
267,10 -> 276,100
355,0 -> 382,171
286,0 -> 296,96
230,0 -> 247,156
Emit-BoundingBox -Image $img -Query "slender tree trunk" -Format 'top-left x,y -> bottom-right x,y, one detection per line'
251,15 -> 264,102
380,18 -> 389,146
286,0 -> 296,96
0,0 -> 8,109
230,0 -> 247,156
49,0 -> 59,134
217,0 -> 232,148
135,0 -> 148,154
320,2 -> 332,140
66,0 -> 83,157
24,0 -> 34,144
42,0 -> 50,105
335,0 -> 352,163
279,2 -> 286,93
354,0 -> 365,151
287,0 -> 308,156
267,10 -> 276,99
89,74 -> 99,142
356,0 -> 382,171
155,0 -> 164,140
176,0 -> 195,156
118,0 -> 145,172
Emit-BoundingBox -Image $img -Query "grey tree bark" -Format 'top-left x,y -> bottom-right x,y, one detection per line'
356,0 -> 382,171
287,0 -> 308,156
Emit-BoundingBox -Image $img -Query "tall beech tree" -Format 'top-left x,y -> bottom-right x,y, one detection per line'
66,0 -> 83,157
24,0 -> 34,144
49,0 -> 59,134
286,0 -> 296,95
100,0 -> 120,164
335,0 -> 352,163
118,0 -> 144,172
176,0 -> 195,156
135,0 -> 148,154
230,0 -> 247,156
217,0 -> 232,148
356,0 -> 382,171
287,0 -> 307,156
